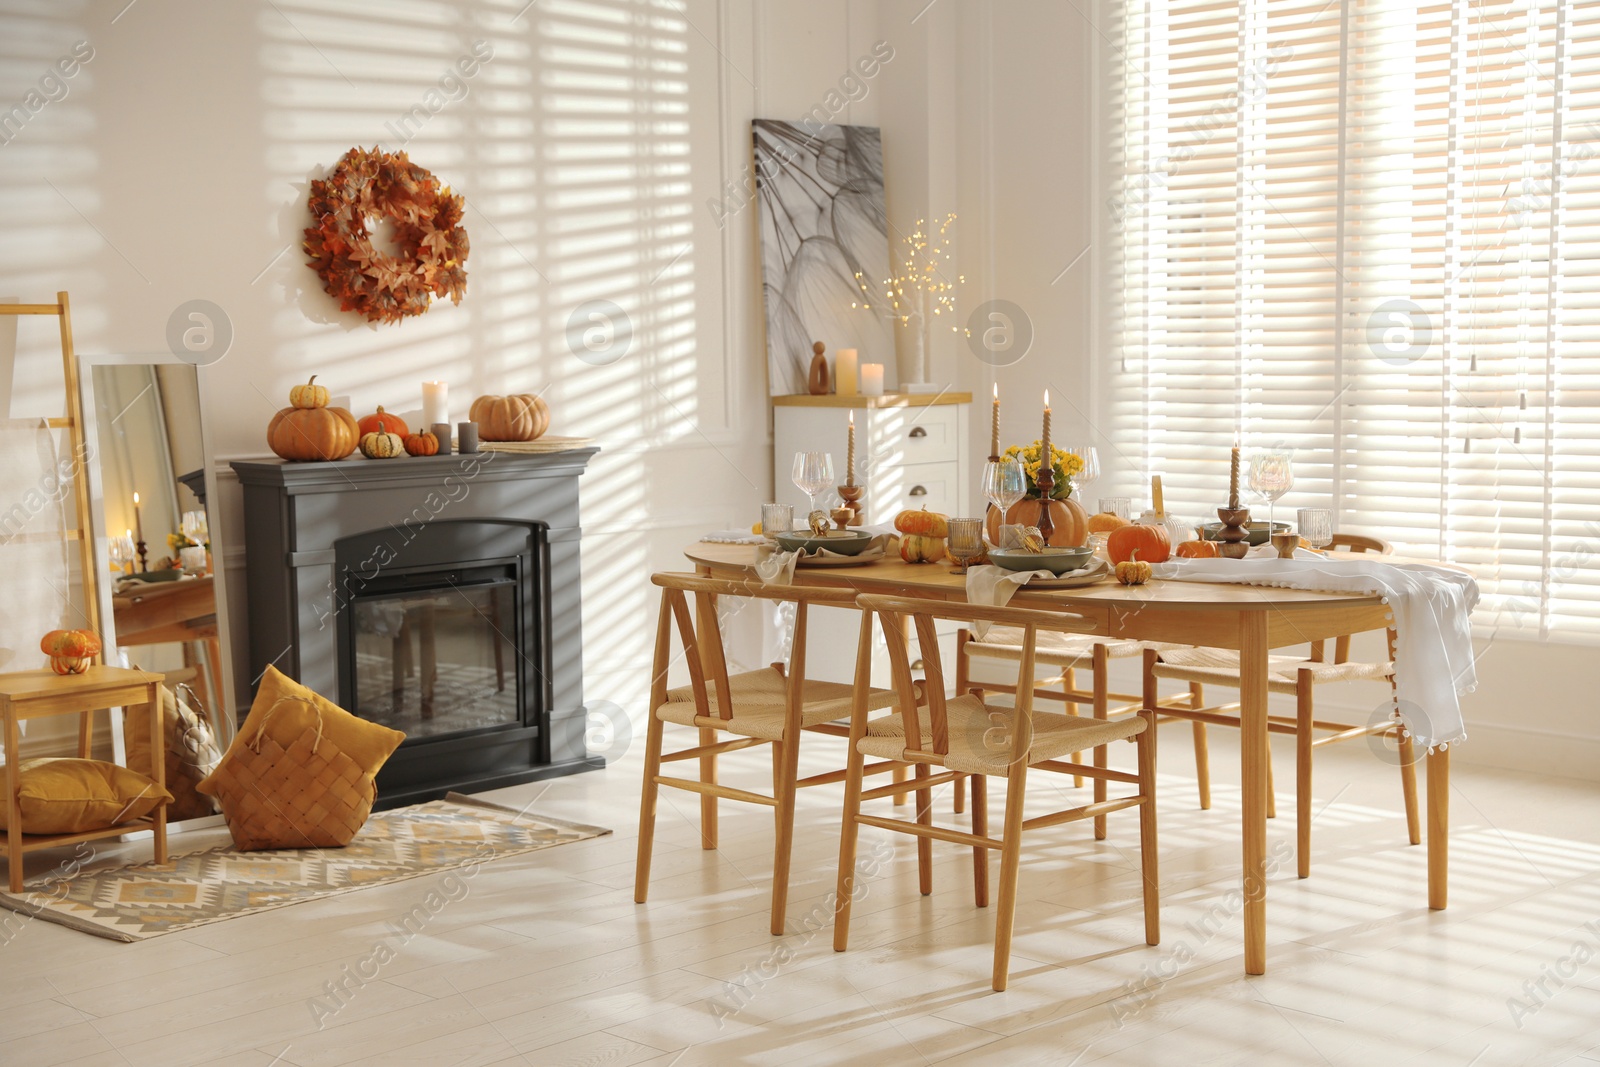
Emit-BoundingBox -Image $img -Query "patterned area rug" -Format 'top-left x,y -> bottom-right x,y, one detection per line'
0,793 -> 609,942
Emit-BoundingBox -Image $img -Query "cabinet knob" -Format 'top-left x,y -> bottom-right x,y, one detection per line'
909,485 -> 928,497
911,658 -> 925,671
908,426 -> 928,438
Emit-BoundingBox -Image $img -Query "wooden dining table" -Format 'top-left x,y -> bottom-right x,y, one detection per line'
683,541 -> 1452,976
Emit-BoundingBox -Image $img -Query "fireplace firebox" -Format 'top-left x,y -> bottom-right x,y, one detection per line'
231,448 -> 601,806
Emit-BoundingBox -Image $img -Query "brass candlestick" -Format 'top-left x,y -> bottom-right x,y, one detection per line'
836,483 -> 864,526
1215,505 -> 1252,559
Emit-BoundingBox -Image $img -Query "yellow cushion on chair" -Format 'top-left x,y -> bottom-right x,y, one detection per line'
0,758 -> 172,834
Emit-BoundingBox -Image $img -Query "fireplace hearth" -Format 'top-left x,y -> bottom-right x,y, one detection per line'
231,448 -> 601,806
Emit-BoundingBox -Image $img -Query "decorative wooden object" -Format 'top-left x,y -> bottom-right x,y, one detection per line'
1272,530 -> 1299,558
836,483 -> 864,525
807,341 -> 830,395
1,667 -> 167,892
1215,505 -> 1252,558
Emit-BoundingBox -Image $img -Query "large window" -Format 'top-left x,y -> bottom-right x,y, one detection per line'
1104,0 -> 1600,641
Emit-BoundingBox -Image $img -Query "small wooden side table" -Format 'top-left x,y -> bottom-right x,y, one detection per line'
0,666 -> 167,892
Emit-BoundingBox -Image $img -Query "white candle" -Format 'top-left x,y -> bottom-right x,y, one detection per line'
835,348 -> 859,395
860,363 -> 884,396
422,381 -> 449,428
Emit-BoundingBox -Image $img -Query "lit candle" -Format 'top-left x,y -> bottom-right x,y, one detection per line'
835,348 -> 859,395
860,363 -> 884,396
990,382 -> 1000,459
1229,442 -> 1241,509
422,381 -> 449,427
132,491 -> 143,545
1152,475 -> 1165,518
1041,389 -> 1051,468
846,411 -> 856,487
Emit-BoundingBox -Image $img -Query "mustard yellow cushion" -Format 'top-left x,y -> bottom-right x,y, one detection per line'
197,665 -> 405,797
0,758 -> 173,834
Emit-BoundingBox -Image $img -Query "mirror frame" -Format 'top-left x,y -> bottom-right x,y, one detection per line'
76,352 -> 237,754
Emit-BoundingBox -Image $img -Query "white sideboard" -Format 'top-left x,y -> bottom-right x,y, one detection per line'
771,392 -> 973,524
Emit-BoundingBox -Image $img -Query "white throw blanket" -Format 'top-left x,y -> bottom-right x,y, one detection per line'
1150,557 -> 1479,749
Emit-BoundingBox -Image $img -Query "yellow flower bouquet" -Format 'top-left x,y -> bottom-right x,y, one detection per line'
1002,441 -> 1083,500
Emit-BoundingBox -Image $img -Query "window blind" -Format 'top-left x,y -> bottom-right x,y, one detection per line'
1105,0 -> 1600,641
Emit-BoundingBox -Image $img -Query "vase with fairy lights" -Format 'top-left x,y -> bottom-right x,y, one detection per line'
855,213 -> 964,393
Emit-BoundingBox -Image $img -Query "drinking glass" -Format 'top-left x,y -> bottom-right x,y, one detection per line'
1069,446 -> 1100,495
791,451 -> 834,517
982,457 -> 1026,515
1248,449 -> 1294,530
946,517 -> 986,573
1296,508 -> 1333,550
761,503 -> 794,539
108,536 -> 128,574
1099,496 -> 1132,521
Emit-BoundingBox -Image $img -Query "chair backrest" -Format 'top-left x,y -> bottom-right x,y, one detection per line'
1330,532 -> 1393,554
853,593 -> 1101,763
648,572 -> 867,724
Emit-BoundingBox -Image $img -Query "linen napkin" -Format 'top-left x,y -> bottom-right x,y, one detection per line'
964,561 -> 1099,638
1149,557 -> 1479,749
755,530 -> 895,586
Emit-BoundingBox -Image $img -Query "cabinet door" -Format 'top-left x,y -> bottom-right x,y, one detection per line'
867,405 -> 959,469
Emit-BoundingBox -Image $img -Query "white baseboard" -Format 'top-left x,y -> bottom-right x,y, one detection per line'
1445,719 -> 1600,781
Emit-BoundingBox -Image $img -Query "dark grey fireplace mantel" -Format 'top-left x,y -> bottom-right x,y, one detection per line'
231,447 -> 601,805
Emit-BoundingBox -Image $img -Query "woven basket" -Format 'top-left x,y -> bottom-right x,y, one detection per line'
206,698 -> 375,851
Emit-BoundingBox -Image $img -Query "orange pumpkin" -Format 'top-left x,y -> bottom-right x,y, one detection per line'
40,629 -> 101,675
1115,558 -> 1153,586
894,507 -> 949,538
357,405 -> 409,438
993,496 -> 1090,548
404,431 -> 440,457
267,405 -> 360,462
1107,523 -> 1171,564
470,394 -> 551,442
1087,511 -> 1132,534
1175,539 -> 1220,559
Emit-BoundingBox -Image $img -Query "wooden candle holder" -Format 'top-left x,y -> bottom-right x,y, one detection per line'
836,483 -> 864,526
1215,505 -> 1252,559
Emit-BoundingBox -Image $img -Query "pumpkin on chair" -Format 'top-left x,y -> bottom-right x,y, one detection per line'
40,629 -> 102,675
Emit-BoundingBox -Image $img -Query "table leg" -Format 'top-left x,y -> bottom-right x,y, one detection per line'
1428,745 -> 1449,910
5,715 -> 22,892
146,685 -> 167,866
1239,611 -> 1270,975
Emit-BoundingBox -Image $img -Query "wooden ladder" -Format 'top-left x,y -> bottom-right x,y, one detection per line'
0,291 -> 100,642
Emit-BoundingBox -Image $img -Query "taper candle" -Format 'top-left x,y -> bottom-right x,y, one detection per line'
1041,389 -> 1051,468
846,411 -> 856,487
1229,443 -> 1241,508
132,491 -> 143,545
990,382 -> 1000,458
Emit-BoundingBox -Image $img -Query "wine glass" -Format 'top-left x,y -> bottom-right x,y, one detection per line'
791,451 -> 834,520
1248,449 -> 1294,531
1069,446 -> 1100,496
982,457 -> 1026,531
1296,508 -> 1332,551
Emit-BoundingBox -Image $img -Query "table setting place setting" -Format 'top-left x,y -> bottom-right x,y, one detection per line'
698,388 -> 1480,747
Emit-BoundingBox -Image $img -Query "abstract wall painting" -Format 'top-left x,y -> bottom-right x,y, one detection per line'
753,119 -> 893,396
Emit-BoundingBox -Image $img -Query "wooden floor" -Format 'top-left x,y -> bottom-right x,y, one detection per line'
3,729 -> 1598,1066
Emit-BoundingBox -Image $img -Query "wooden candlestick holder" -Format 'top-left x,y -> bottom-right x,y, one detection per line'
1215,505 -> 1252,559
836,483 -> 864,526
1034,466 -> 1057,543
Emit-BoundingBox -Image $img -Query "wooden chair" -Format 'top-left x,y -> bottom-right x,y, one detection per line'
955,628 -> 1208,834
1142,533 -> 1419,878
833,595 -> 1158,992
634,573 -> 900,935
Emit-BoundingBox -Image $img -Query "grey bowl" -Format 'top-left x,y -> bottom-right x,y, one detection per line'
989,546 -> 1097,575
1200,520 -> 1291,547
773,529 -> 873,556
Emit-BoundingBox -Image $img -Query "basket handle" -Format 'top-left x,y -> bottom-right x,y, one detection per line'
246,695 -> 326,755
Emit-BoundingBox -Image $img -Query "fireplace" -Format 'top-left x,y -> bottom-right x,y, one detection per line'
231,449 -> 600,806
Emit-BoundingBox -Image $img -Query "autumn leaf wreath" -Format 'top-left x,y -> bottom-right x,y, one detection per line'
303,146 -> 470,325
